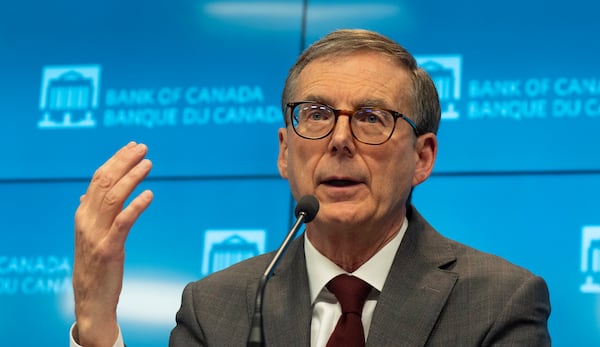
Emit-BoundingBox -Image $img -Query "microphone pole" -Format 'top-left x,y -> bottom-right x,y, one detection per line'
247,195 -> 319,347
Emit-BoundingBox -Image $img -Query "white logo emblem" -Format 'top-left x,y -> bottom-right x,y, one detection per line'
581,226 -> 600,293
416,55 -> 462,120
38,65 -> 101,128
202,230 -> 266,275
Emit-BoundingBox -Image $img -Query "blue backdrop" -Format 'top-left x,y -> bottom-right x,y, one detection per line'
1,0 -> 599,345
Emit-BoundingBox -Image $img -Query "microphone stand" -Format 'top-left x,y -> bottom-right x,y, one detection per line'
246,211 -> 309,347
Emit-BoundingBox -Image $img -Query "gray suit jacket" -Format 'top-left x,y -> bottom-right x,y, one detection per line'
169,207 -> 551,346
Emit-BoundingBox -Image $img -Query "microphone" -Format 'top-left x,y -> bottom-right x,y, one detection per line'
247,195 -> 319,347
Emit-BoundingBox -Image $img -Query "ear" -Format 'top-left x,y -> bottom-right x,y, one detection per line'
412,133 -> 438,186
277,128 -> 289,179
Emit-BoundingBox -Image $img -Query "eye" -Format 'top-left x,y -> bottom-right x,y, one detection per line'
365,113 -> 380,124
356,109 -> 386,124
308,110 -> 324,121
301,104 -> 331,122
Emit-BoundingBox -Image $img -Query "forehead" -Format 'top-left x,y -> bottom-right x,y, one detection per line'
294,51 -> 413,111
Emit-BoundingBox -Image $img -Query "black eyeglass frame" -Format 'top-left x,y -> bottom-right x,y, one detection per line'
286,101 -> 420,145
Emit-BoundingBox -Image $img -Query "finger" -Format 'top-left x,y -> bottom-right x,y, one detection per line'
83,158 -> 152,236
99,158 -> 152,213
109,189 -> 154,246
84,142 -> 139,205
76,143 -> 150,236
85,142 -> 148,211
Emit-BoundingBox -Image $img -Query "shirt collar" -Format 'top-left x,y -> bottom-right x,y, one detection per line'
304,217 -> 408,304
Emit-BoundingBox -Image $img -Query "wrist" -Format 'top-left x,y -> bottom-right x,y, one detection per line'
74,318 -> 119,347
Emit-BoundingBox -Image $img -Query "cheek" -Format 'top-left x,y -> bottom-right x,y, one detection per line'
287,142 -> 322,185
368,151 -> 416,194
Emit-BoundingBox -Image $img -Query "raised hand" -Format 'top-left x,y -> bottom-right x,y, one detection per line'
72,142 -> 154,346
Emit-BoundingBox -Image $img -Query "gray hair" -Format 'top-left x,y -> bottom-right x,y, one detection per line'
281,29 -> 441,135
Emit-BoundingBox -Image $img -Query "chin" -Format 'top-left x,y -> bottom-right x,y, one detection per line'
317,202 -> 371,226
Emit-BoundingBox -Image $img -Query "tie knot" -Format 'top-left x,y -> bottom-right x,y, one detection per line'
327,274 -> 372,315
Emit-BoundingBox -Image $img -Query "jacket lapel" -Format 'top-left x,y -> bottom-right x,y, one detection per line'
246,208 -> 457,346
367,208 -> 458,347
250,236 -> 312,346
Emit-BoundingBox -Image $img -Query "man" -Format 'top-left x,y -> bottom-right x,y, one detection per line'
71,29 -> 551,346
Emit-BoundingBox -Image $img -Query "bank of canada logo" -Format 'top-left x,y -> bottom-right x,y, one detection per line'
416,55 -> 462,120
38,65 -> 101,129
202,230 -> 266,275
581,226 -> 600,293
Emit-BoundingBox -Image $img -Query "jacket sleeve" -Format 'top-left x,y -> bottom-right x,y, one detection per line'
482,275 -> 551,346
169,282 -> 207,347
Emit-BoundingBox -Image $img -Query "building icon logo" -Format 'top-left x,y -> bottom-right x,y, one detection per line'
581,226 -> 600,293
38,65 -> 101,129
202,230 -> 266,276
416,55 -> 462,120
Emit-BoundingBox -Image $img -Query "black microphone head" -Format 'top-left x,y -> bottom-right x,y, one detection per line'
294,195 -> 319,223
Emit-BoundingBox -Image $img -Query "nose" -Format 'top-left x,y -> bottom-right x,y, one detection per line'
328,115 -> 355,156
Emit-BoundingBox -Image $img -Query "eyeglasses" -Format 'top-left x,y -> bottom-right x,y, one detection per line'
286,101 -> 419,145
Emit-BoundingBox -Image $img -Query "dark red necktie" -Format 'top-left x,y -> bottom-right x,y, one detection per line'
326,274 -> 372,347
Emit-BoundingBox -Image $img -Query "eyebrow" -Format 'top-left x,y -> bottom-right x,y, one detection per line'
301,95 -> 332,106
353,99 -> 390,109
300,95 -> 393,110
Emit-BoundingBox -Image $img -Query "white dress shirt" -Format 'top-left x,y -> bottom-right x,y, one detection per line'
69,323 -> 124,347
305,218 -> 407,347
70,218 -> 407,347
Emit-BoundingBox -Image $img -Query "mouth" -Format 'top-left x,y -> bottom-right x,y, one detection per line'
322,178 -> 361,187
